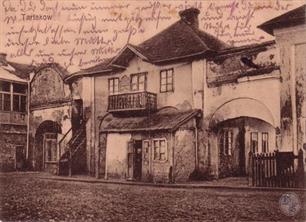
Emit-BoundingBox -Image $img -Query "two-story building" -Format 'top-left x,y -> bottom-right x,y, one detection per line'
0,53 -> 34,171
64,8 -> 284,182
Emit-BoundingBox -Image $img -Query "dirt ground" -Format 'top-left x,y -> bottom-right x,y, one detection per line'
0,173 -> 305,221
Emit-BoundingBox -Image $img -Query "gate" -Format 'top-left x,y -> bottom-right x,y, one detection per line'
248,149 -> 304,188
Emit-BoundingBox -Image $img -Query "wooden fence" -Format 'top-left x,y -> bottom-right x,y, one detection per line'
248,149 -> 304,188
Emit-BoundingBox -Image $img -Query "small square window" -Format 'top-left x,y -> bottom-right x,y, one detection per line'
13,83 -> 27,94
0,81 -> 10,92
153,139 -> 167,161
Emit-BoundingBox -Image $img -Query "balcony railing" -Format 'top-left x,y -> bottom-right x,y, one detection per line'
108,91 -> 157,113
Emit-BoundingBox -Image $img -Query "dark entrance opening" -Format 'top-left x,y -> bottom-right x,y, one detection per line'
238,126 -> 246,175
34,120 -> 62,171
71,99 -> 83,136
16,145 -> 25,170
133,140 -> 142,181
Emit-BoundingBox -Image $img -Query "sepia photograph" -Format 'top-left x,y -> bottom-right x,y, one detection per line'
0,0 -> 305,221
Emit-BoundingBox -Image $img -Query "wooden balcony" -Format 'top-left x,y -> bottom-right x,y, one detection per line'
108,91 -> 157,113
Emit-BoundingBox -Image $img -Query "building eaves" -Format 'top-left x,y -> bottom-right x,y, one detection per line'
258,4 -> 306,35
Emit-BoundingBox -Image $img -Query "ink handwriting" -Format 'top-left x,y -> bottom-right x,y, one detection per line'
1,0 -> 297,71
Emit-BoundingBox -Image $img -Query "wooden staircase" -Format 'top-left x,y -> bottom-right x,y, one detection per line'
58,120 -> 87,176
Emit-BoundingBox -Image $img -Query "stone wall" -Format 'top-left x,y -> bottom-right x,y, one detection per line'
173,129 -> 195,182
0,124 -> 27,171
274,24 -> 306,156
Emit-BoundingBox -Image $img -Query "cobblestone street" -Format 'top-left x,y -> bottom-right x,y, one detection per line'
0,173 -> 305,221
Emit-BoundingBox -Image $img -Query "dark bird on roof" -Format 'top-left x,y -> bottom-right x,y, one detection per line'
241,56 -> 260,69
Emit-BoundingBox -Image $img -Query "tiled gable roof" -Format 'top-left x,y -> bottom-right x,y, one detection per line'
134,20 -> 228,63
67,8 -> 229,81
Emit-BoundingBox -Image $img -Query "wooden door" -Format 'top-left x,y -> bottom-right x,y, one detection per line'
133,141 -> 142,181
43,133 -> 57,168
127,141 -> 134,179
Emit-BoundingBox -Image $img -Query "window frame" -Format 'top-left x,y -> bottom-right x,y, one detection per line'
108,77 -> 119,95
152,138 -> 167,162
250,132 -> 259,153
160,68 -> 174,93
0,80 -> 27,113
130,72 -> 147,92
142,140 -> 150,165
221,129 -> 233,156
262,132 -> 269,153
44,133 -> 58,163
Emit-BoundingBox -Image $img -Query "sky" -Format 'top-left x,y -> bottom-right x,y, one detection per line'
0,0 -> 305,73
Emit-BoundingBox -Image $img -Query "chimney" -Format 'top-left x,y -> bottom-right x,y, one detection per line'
0,53 -> 7,66
179,7 -> 200,29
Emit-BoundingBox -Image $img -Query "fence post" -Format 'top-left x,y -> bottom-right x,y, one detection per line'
296,149 -> 305,188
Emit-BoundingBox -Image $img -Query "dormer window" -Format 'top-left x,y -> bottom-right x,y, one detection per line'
131,73 -> 147,91
160,68 -> 174,93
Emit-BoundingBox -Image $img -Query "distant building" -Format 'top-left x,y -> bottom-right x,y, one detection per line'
0,53 -> 34,171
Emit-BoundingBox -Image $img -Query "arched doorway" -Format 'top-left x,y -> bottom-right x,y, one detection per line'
209,98 -> 277,178
34,120 -> 62,171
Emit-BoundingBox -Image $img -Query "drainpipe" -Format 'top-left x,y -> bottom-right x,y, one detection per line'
194,119 -> 199,169
26,77 -> 31,163
104,143 -> 108,180
91,78 -> 96,176
171,132 -> 175,183
290,46 -> 298,155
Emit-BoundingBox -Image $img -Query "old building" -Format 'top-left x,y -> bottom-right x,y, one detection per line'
28,63 -> 87,175
258,4 -> 306,158
0,53 -> 34,171
64,8 -> 285,182
2,6 -> 304,183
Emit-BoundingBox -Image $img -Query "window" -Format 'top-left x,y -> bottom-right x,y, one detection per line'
0,81 -> 27,112
251,132 -> 258,153
160,69 -> 174,92
153,139 -> 167,161
0,81 -> 11,111
131,73 -> 146,91
12,83 -> 27,112
143,140 -> 150,154
262,132 -> 269,153
108,78 -> 119,95
221,129 -> 233,155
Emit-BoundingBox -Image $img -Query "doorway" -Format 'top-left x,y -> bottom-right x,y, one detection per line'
16,145 -> 25,170
238,127 -> 246,175
133,140 -> 142,181
34,120 -> 62,171
43,133 -> 57,164
127,140 -> 142,181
